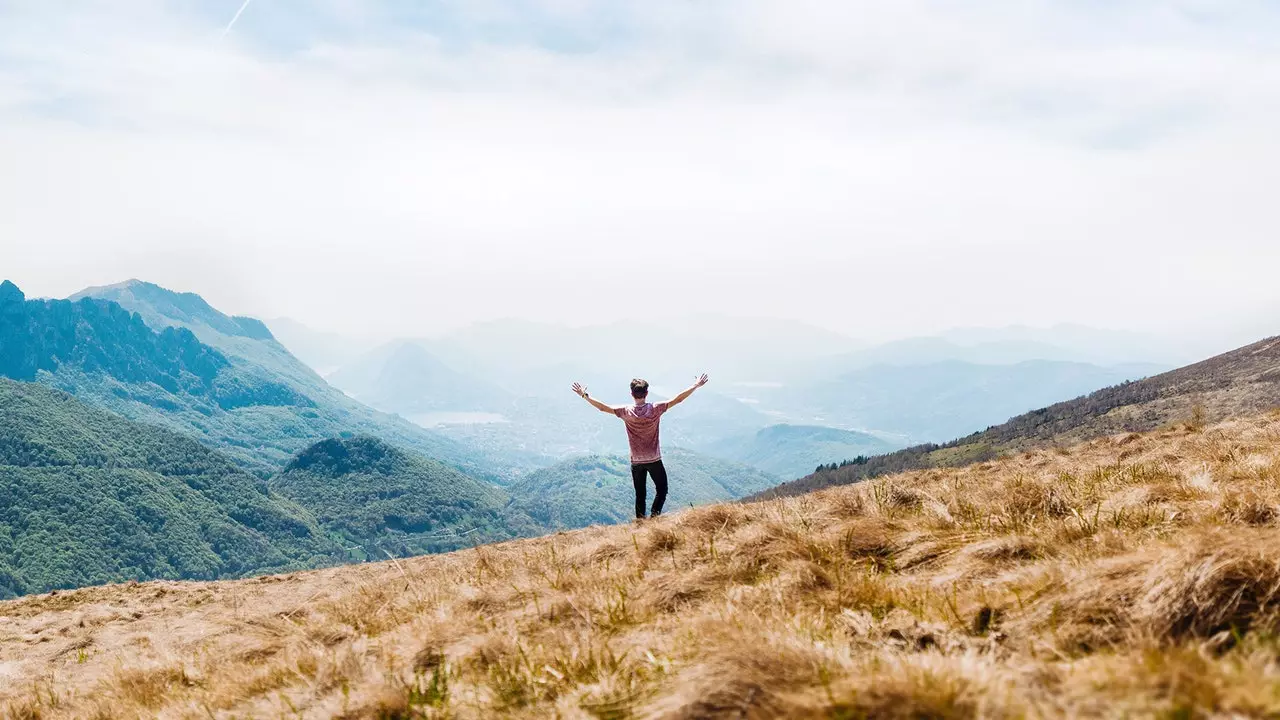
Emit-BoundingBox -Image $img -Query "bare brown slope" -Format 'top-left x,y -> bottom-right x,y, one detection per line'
753,334 -> 1280,500
5,412 -> 1280,718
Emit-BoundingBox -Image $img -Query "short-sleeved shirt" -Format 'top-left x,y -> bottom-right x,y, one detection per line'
614,401 -> 669,464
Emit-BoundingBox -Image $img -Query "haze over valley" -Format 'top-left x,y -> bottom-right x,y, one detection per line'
266,309 -> 1172,477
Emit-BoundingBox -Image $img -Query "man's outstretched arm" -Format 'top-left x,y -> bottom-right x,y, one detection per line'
572,382 -> 617,414
664,373 -> 710,410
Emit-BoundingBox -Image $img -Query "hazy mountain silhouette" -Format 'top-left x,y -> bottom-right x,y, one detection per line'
265,317 -> 379,376
783,359 -> 1166,443
327,341 -> 513,415
701,424 -> 903,479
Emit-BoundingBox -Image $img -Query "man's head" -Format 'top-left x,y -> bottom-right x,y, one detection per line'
630,378 -> 649,400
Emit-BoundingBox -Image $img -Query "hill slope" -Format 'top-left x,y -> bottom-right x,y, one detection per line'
272,437 -> 537,557
701,423 -> 903,479
5,413 -> 1280,717
0,378 -> 340,598
506,448 -> 779,529
757,334 -> 1280,499
2,279 -> 500,479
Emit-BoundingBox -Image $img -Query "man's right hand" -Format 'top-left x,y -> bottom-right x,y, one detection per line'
571,382 -> 588,398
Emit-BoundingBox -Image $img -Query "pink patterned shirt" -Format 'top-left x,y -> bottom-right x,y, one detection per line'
614,402 -> 669,464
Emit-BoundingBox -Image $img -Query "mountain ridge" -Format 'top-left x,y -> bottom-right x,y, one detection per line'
49,279 -> 514,479
71,280 -> 276,342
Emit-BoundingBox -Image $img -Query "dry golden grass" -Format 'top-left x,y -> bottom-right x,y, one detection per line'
5,414 -> 1280,718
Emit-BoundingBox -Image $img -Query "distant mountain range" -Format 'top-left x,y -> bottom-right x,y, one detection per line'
327,341 -> 514,415
700,424 -> 903,479
432,316 -> 866,388
263,317 -> 380,376
936,324 -> 1187,365
756,334 -> 1280,500
777,359 -> 1167,443
291,314 -> 1168,466
272,315 -> 1188,386
322,337 -> 773,466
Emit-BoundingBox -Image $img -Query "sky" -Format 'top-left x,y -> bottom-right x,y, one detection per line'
2,0 -> 1279,343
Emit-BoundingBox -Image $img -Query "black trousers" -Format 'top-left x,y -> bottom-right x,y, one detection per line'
631,460 -> 669,518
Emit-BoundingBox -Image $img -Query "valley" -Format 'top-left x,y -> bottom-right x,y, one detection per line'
302,316 -> 1169,481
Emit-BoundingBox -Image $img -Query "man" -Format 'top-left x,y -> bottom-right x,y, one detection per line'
572,374 -> 710,520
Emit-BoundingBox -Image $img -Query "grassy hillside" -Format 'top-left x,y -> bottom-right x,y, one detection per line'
3,279 -> 508,479
505,448 -> 779,529
5,413 -> 1280,716
701,423 -> 903,479
0,378 -> 340,598
272,437 -> 538,557
757,334 -> 1280,500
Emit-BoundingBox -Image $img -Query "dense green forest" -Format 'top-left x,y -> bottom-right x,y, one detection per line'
506,448 -> 778,530
0,378 -> 342,598
272,437 -> 539,558
2,279 -> 512,480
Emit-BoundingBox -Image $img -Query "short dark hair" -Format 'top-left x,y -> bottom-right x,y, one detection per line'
630,378 -> 649,398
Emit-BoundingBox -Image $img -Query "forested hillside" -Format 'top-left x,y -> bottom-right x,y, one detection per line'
0,378 -> 341,598
2,279 -> 509,479
272,437 -> 538,557
755,334 -> 1280,499
506,448 -> 778,529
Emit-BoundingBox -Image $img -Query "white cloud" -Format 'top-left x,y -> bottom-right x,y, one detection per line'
1,1 -> 1278,343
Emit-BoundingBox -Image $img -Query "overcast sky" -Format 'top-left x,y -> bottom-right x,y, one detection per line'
2,1 -> 1278,342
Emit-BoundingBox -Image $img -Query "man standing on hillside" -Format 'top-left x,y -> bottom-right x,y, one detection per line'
572,374 -> 711,520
